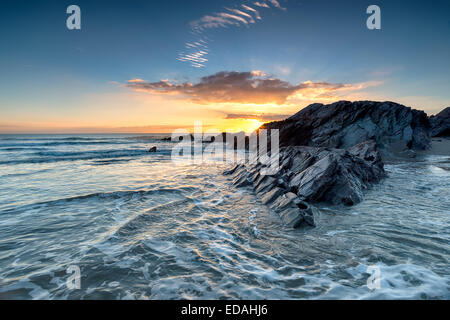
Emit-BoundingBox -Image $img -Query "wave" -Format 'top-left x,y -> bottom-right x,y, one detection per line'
0,187 -> 194,215
0,141 -> 125,148
112,198 -> 193,238
0,148 -> 155,165
126,135 -> 171,141
0,147 -> 46,152
0,168 -> 53,179
0,136 -> 109,141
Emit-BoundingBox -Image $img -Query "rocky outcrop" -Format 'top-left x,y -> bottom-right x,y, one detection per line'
262,101 -> 431,152
224,101 -> 433,228
430,107 -> 450,137
224,140 -> 385,228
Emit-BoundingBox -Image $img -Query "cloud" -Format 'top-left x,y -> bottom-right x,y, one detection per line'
225,113 -> 291,121
242,4 -> 261,20
189,2 -> 277,32
254,2 -> 270,8
179,1 -> 285,67
128,78 -> 145,83
126,71 -> 378,105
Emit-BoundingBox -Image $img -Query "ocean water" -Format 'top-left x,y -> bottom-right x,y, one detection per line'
0,134 -> 448,299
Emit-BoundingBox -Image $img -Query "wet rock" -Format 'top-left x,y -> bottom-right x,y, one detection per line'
429,107 -> 450,137
283,142 -> 385,205
222,101 -> 408,228
270,193 -> 295,210
223,164 -> 240,175
223,140 -> 385,228
149,146 -> 157,152
232,170 -> 252,187
254,176 -> 276,194
262,100 -> 431,152
347,140 -> 382,166
296,201 -> 315,227
278,200 -> 316,228
261,187 -> 284,205
279,207 -> 305,228
289,153 -> 339,202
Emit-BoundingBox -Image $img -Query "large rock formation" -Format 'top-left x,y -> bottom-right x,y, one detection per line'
262,101 -> 431,152
224,101 -> 434,228
429,107 -> 450,137
224,140 -> 385,228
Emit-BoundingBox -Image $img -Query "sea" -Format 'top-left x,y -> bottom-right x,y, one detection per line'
0,134 -> 448,299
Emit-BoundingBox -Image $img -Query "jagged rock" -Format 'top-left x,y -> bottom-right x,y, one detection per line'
232,170 -> 252,187
279,207 -> 306,228
222,102 -> 414,228
270,193 -> 316,228
149,146 -> 157,152
283,142 -> 385,205
278,200 -> 316,228
224,140 -> 385,228
254,176 -> 276,193
429,107 -> 450,137
261,187 -> 284,205
347,140 -> 382,167
223,164 -> 240,175
262,100 -> 431,152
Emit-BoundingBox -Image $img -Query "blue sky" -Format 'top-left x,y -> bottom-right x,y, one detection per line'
1,0 -> 449,133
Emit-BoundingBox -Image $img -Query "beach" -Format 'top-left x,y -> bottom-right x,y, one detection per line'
0,134 -> 448,299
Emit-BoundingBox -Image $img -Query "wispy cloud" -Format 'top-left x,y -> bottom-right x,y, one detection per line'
178,1 -> 285,68
255,0 -> 285,10
126,70 -> 380,105
128,78 -> 145,83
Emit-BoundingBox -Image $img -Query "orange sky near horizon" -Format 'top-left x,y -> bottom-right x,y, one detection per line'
1,78 -> 448,134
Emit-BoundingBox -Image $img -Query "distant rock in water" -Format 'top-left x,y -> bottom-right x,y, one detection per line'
149,146 -> 157,152
429,107 -> 450,137
224,140 -> 385,228
261,101 -> 431,152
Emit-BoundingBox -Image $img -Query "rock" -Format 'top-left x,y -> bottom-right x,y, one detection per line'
262,100 -> 431,152
224,140 -> 385,228
232,170 -> 252,187
289,153 -> 340,202
254,176 -> 276,193
261,187 -> 284,205
279,207 -> 305,228
296,201 -> 315,226
223,164 -> 240,175
283,143 -> 385,205
222,102 -> 412,228
348,140 -> 382,166
149,146 -> 157,152
285,192 -> 300,203
270,193 -> 295,210
278,200 -> 316,228
429,107 -> 450,137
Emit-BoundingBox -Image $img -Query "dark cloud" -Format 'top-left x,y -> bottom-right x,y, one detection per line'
126,71 -> 352,105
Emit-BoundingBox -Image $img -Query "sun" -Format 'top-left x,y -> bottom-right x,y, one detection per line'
220,118 -> 263,133
245,119 -> 264,133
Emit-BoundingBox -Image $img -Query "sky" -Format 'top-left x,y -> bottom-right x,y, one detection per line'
0,0 -> 449,133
